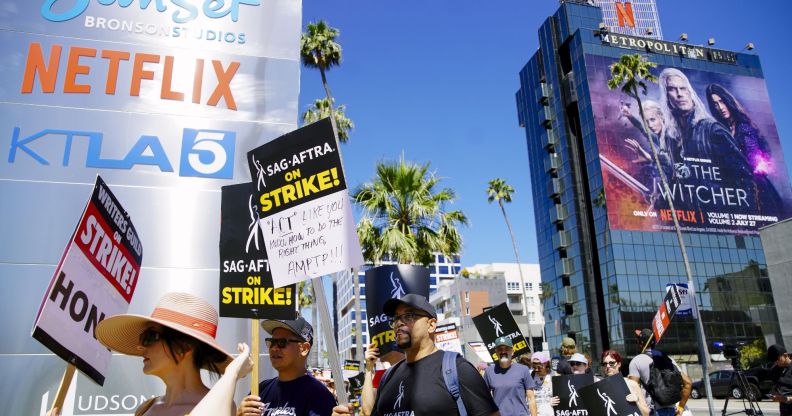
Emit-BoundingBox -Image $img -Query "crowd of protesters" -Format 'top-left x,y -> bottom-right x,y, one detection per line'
45,290 -> 792,416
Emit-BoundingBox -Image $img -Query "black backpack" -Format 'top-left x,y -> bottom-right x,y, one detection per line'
645,351 -> 683,407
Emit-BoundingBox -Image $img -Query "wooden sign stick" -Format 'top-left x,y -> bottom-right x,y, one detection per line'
251,319 -> 260,396
50,363 -> 76,415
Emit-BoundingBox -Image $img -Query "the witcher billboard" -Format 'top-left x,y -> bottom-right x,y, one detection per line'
585,54 -> 792,235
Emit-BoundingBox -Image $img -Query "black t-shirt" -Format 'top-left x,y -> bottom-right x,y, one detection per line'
371,350 -> 498,416
257,374 -> 337,416
773,365 -> 792,415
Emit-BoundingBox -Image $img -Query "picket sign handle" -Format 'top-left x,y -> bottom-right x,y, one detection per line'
51,363 -> 76,415
251,319 -> 260,396
313,274 -> 348,405
640,333 -> 653,354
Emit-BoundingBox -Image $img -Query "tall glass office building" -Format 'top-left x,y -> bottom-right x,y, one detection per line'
516,2 -> 792,364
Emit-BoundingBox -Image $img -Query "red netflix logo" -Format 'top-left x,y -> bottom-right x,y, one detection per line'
615,1 -> 636,28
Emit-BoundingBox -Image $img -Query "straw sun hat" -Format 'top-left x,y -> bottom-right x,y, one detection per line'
96,292 -> 232,372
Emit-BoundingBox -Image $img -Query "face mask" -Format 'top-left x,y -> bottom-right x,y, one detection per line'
499,355 -> 510,365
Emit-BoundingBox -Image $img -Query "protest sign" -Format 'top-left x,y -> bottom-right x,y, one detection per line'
651,283 -> 683,344
32,176 -> 142,385
579,376 -> 640,416
468,342 -> 494,363
434,323 -> 463,354
472,302 -> 529,360
219,183 -> 297,319
246,118 -> 364,287
344,359 -> 361,379
551,373 -> 595,416
365,265 -> 430,356
667,283 -> 692,317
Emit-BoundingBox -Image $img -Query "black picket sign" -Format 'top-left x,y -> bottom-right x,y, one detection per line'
219,182 -> 297,319
472,302 -> 529,360
579,376 -> 641,416
551,373 -> 596,416
364,265 -> 430,356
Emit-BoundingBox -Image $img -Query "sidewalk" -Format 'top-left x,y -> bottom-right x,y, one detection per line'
686,398 -> 778,415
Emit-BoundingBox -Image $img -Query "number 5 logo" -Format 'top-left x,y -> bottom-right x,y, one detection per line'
179,129 -> 236,178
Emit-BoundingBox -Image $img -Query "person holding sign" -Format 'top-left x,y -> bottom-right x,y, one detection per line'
483,336 -> 537,416
600,350 -> 650,416
237,317 -> 336,416
332,294 -> 499,416
94,292 -> 235,416
628,329 -> 691,416
529,352 -> 555,416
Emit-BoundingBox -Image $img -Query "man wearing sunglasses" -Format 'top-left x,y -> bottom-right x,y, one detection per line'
333,293 -> 499,416
237,317 -> 336,416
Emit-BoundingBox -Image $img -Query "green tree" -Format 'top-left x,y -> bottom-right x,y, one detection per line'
608,52 -> 713,406
486,178 -> 536,352
297,280 -> 319,367
302,98 -> 354,142
300,20 -> 342,114
354,157 -> 467,265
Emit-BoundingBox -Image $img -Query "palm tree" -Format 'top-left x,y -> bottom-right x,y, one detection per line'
302,98 -> 354,143
354,157 -> 467,265
486,178 -> 535,354
300,20 -> 342,115
297,280 -> 319,367
608,53 -> 714,409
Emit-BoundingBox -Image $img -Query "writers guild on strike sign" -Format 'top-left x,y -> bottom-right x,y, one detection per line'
32,176 -> 142,386
219,183 -> 297,320
364,265 -> 430,357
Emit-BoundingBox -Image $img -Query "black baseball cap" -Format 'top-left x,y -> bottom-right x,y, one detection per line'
262,316 -> 314,346
384,294 -> 437,319
767,344 -> 787,363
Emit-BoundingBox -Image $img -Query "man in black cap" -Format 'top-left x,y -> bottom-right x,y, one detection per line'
333,293 -> 500,416
767,344 -> 792,415
237,317 -> 336,416
628,328 -> 691,416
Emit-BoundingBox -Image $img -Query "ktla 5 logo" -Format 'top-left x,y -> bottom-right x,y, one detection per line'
8,126 -> 236,179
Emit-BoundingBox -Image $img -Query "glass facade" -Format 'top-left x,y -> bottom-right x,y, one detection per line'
516,2 -> 787,364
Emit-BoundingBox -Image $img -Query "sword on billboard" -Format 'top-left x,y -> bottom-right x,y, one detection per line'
599,154 -> 650,196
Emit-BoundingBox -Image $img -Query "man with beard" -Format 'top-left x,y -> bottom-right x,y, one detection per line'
484,337 -> 537,416
658,68 -> 755,214
332,294 -> 499,416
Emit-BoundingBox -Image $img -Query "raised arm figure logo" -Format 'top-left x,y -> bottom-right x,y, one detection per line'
389,272 -> 406,299
489,315 -> 503,337
598,388 -> 617,416
568,379 -> 579,407
245,194 -> 263,253
252,155 -> 266,191
394,380 -> 406,409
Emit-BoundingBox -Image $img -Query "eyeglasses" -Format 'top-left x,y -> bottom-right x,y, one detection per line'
139,328 -> 164,347
388,312 -> 431,328
602,361 -> 619,368
265,337 -> 303,349
531,363 -> 546,369
570,362 -> 587,367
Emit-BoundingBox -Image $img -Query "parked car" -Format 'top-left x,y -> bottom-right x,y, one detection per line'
690,367 -> 775,401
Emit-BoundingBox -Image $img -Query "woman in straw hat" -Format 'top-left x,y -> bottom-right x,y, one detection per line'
94,292 -> 237,416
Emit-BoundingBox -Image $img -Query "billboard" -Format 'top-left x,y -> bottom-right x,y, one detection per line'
0,0 -> 299,413
585,54 -> 792,235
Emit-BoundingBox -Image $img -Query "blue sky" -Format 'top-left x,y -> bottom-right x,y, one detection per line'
299,0 -> 792,266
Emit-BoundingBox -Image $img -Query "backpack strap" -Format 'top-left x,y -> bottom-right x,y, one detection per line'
442,351 -> 468,416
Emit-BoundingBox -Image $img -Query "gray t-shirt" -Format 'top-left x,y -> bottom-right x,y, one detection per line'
484,362 -> 535,416
628,350 -> 681,410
